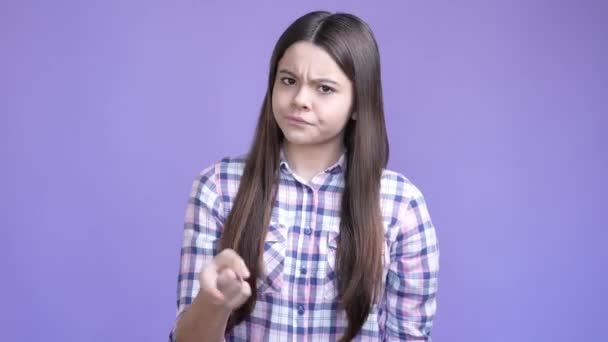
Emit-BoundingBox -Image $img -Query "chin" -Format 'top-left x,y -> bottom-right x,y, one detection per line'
279,130 -> 312,144
282,135 -> 312,145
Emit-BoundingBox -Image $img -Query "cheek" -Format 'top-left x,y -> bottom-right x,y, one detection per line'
325,115 -> 350,133
318,97 -> 352,127
271,87 -> 291,114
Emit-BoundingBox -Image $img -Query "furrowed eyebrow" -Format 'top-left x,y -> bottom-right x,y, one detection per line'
278,69 -> 340,86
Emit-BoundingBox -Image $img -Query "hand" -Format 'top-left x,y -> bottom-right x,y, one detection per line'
198,248 -> 252,311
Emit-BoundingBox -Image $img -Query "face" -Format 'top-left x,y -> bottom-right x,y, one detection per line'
272,41 -> 354,148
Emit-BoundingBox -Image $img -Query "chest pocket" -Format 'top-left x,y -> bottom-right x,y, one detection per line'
322,231 -> 391,301
322,231 -> 340,301
257,223 -> 287,297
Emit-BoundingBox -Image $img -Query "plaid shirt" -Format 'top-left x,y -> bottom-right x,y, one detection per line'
170,150 -> 439,341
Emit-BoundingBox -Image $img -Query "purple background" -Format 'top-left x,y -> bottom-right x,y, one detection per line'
2,1 -> 607,341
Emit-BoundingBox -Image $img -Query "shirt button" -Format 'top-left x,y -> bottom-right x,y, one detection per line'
300,267 -> 307,275
297,304 -> 305,315
304,227 -> 312,235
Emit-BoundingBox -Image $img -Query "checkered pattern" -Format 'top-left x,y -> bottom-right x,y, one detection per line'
169,150 -> 439,341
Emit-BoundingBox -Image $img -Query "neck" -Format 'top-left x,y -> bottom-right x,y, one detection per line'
283,140 -> 344,182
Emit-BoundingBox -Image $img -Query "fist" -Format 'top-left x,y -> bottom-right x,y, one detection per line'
198,249 -> 252,310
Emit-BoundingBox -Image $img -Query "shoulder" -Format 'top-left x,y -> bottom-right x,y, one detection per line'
380,168 -> 426,207
193,154 -> 247,187
189,154 -> 247,209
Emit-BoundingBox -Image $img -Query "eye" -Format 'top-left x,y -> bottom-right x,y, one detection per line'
280,77 -> 296,86
319,85 -> 335,94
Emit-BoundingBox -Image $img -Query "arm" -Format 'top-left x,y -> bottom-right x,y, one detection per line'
384,184 -> 440,341
170,166 -> 229,342
173,293 -> 231,342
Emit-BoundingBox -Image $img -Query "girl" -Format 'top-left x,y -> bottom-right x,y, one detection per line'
170,11 -> 439,342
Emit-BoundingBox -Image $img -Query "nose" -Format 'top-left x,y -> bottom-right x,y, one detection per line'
292,86 -> 311,110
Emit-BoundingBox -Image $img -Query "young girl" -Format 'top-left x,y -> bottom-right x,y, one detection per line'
170,11 -> 439,342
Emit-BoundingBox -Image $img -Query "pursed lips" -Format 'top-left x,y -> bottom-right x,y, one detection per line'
285,115 -> 311,125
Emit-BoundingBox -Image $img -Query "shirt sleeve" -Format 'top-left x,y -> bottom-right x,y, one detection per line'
169,164 -> 224,342
384,183 -> 440,341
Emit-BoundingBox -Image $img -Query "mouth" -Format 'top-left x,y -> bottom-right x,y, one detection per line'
285,115 -> 310,125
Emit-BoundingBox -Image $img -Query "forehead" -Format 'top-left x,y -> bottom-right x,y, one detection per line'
278,41 -> 348,81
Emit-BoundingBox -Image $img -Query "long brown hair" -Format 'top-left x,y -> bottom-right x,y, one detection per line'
218,11 -> 389,341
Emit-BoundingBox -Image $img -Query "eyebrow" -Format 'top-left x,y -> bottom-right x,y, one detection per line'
278,69 -> 340,86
